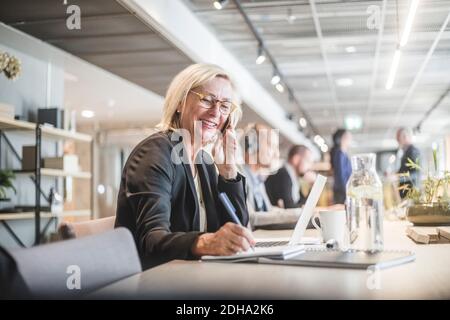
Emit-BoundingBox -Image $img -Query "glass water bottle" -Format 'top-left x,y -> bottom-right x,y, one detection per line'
345,153 -> 384,252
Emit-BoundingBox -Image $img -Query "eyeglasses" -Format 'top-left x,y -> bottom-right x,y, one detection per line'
190,90 -> 236,115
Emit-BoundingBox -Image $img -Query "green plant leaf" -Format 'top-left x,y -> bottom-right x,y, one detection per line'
406,157 -> 421,171
433,147 -> 438,172
397,172 -> 410,178
0,169 -> 16,198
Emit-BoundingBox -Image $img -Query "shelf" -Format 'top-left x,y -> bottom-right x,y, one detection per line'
0,115 -> 94,245
0,116 -> 35,131
0,210 -> 92,221
0,116 -> 92,142
41,126 -> 92,142
14,168 -> 92,179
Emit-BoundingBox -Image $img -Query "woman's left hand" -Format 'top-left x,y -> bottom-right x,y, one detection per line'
213,128 -> 238,180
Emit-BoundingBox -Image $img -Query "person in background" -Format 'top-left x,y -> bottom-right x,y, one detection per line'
115,63 -> 254,269
265,145 -> 313,208
396,127 -> 421,198
330,129 -> 352,204
240,125 -> 344,229
238,123 -> 302,228
240,123 -> 277,213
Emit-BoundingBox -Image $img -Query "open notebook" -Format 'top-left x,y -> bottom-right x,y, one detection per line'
201,245 -> 306,263
202,247 -> 415,269
258,248 -> 416,270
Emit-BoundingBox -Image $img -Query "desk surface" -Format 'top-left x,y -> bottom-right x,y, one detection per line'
92,221 -> 450,299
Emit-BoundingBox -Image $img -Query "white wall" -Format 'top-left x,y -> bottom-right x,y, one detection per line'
0,25 -> 65,248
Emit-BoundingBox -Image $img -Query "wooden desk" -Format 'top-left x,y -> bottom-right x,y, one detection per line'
92,221 -> 450,299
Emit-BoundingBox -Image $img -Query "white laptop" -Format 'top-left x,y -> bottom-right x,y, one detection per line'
254,174 -> 327,249
201,174 -> 327,262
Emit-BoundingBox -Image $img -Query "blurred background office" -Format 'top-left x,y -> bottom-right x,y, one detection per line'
0,0 -> 449,248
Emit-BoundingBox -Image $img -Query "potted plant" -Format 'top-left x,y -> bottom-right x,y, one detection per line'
0,170 -> 16,201
400,148 -> 450,225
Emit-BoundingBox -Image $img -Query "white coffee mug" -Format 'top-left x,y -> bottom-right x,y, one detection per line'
311,210 -> 346,245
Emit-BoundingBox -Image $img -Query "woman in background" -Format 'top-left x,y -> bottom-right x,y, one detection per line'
330,129 -> 352,204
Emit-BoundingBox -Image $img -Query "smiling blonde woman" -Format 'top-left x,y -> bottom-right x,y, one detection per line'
115,63 -> 254,269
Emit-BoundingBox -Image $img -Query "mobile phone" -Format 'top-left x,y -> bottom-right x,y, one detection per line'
221,117 -> 231,134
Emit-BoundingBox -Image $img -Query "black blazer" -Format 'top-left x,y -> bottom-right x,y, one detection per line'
115,131 -> 248,269
265,166 -> 306,209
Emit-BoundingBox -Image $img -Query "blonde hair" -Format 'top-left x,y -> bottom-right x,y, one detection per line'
157,63 -> 242,131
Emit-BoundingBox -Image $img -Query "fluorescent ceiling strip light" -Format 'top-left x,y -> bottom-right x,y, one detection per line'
400,0 -> 420,47
386,49 -> 402,90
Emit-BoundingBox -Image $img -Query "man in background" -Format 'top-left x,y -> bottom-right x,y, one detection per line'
240,123 -> 277,214
240,123 -> 298,228
265,145 -> 313,208
396,127 -> 421,198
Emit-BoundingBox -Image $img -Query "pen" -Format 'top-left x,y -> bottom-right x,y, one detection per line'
218,192 -> 255,252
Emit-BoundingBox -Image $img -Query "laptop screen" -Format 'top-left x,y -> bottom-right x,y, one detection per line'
288,174 -> 327,245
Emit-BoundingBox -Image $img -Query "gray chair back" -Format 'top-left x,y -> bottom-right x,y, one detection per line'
10,227 -> 141,298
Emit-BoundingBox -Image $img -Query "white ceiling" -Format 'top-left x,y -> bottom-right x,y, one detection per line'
0,0 -> 287,139
2,0 -> 448,153
182,0 -> 450,151
63,54 -> 164,129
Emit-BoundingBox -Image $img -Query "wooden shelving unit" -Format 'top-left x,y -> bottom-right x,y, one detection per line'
14,168 -> 92,179
0,116 -> 94,246
40,125 -> 92,143
0,210 -> 92,221
0,116 -> 92,142
0,116 -> 37,131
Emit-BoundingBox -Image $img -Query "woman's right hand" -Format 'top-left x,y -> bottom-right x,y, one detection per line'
191,222 -> 256,256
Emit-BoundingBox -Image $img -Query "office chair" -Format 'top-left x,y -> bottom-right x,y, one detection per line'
9,227 -> 141,298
